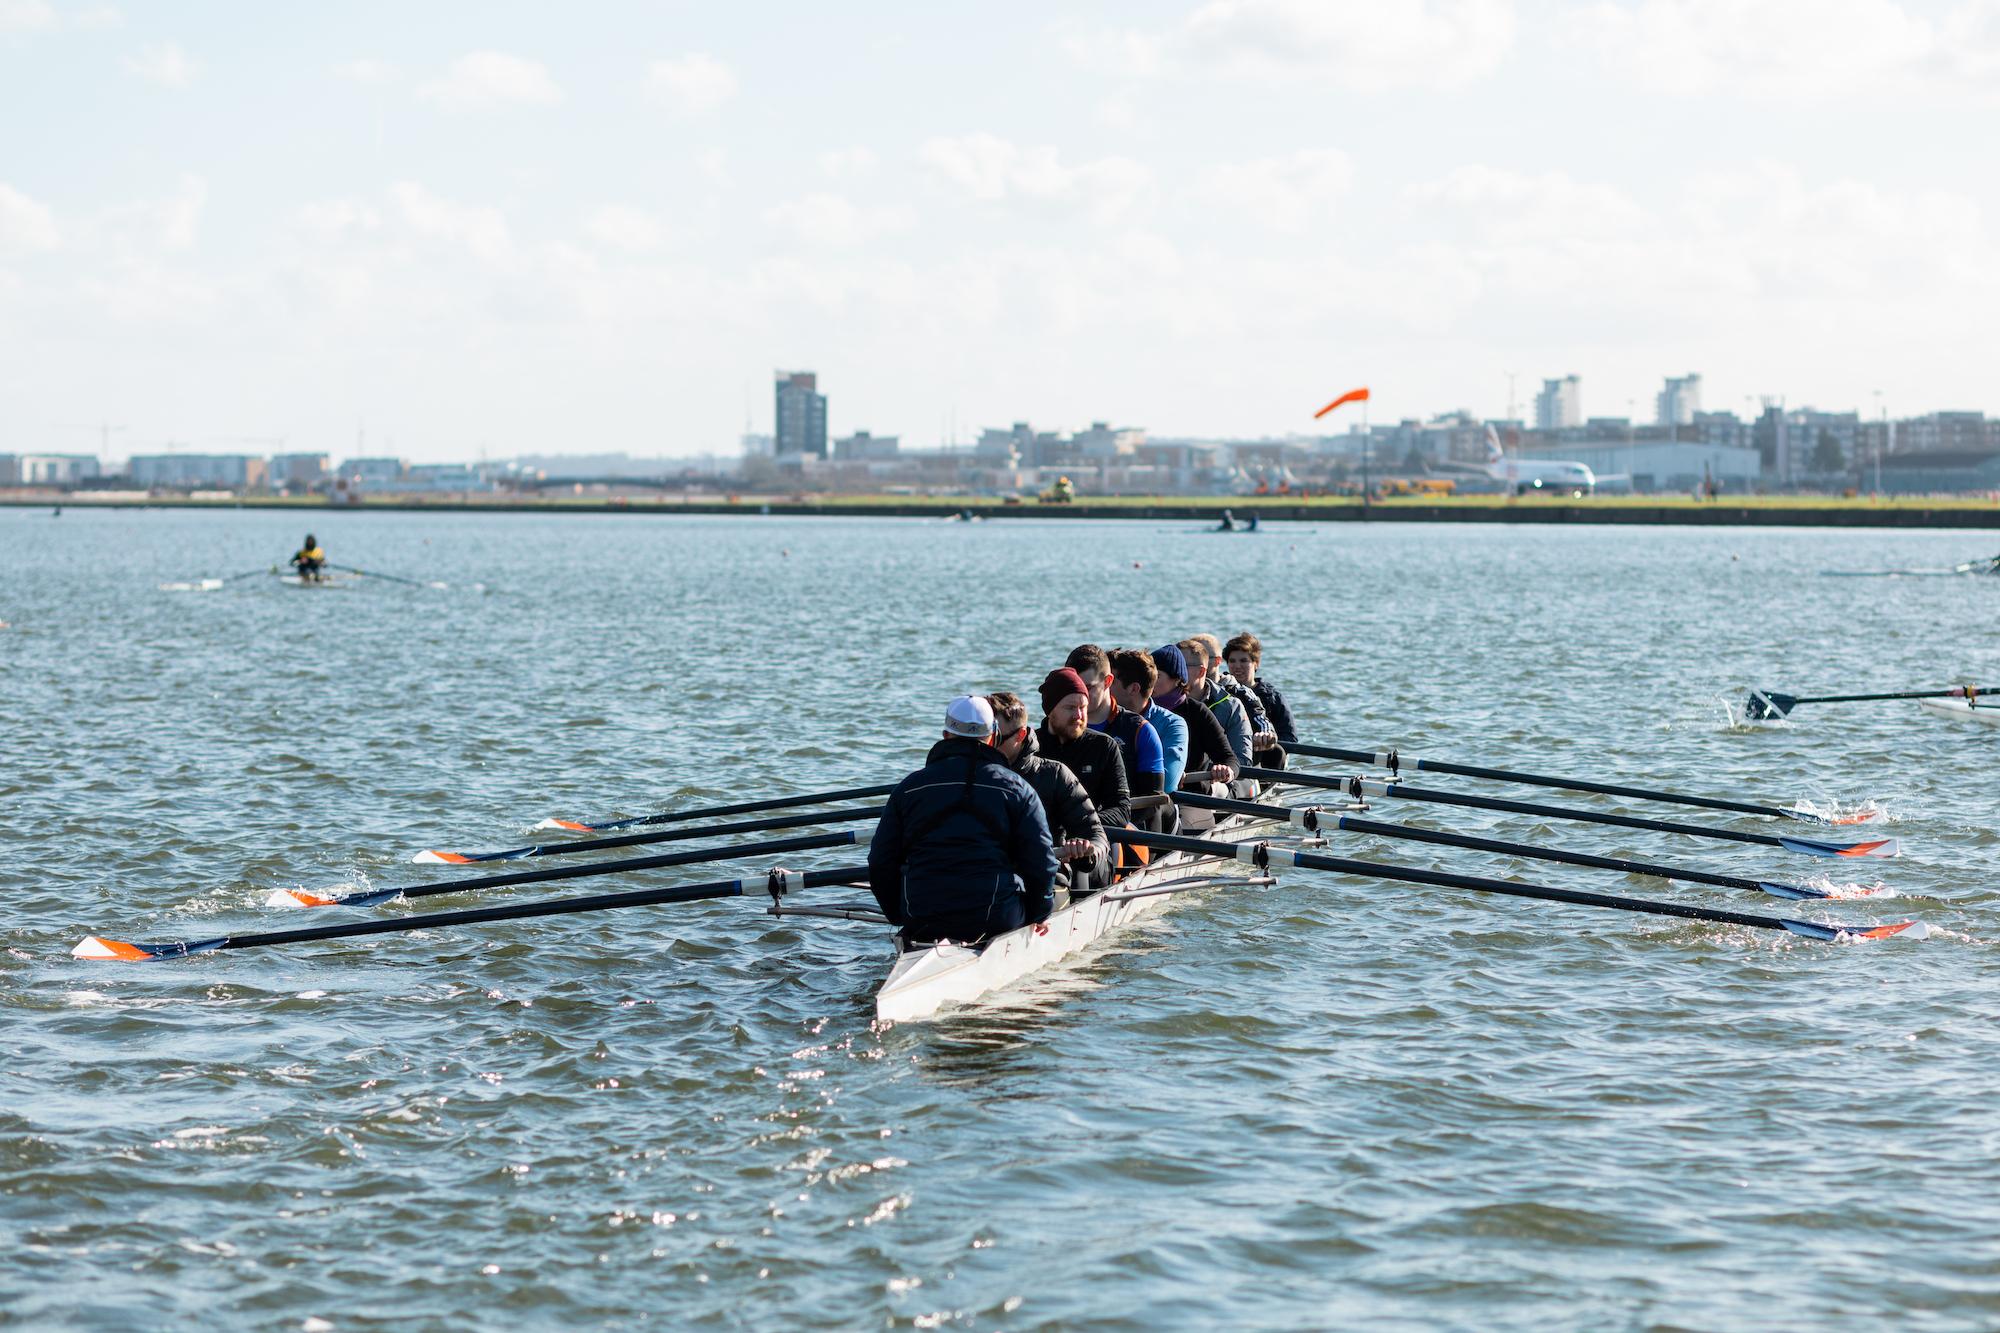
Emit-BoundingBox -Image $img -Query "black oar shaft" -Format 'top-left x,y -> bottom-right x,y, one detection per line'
1789,689 -> 1972,705
396,829 -> 865,903
1246,766 -> 1790,849
497,805 -> 882,860
214,865 -> 869,953
327,562 -> 427,588
1109,828 -> 1791,931
1175,791 -> 1766,893
1286,743 -> 1786,819
592,783 -> 899,831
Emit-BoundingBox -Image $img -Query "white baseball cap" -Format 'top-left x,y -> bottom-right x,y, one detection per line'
943,694 -> 996,738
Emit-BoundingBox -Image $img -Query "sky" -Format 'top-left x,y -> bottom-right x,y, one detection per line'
1,0 -> 1996,463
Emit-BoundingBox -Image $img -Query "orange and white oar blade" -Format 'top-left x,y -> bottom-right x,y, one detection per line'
410,849 -> 476,864
1852,920 -> 1930,940
263,887 -> 342,908
72,935 -> 156,960
529,818 -> 594,832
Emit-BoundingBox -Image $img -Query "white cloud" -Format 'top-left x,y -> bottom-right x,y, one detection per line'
296,199 -> 382,239
1201,149 -> 1354,232
584,205 -> 667,253
333,58 -> 393,85
645,53 -> 737,115
921,133 -> 1152,225
1562,0 -> 2000,96
390,182 -> 512,263
417,51 -> 560,113
0,182 -> 59,250
817,147 -> 877,180
1065,0 -> 1516,90
764,193 -> 915,248
123,41 -> 196,88
95,174 -> 206,250
0,0 -> 55,33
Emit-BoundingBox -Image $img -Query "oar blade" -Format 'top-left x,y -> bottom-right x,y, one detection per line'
1792,806 -> 1887,827
1778,835 -> 1899,860
530,817 -> 603,833
411,847 -> 531,864
263,888 -> 342,908
1780,918 -> 1928,942
1756,881 -> 1830,900
1744,690 -> 1797,720
72,934 -> 227,960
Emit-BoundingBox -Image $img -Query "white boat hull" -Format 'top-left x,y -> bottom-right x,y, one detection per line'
1919,698 -> 2000,727
874,796 -> 1280,1024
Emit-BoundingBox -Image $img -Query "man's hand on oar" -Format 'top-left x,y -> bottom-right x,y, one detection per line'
1290,742 -> 1884,826
75,865 -> 872,960
1107,828 -> 1927,943
411,804 -> 885,864
1744,686 -> 1984,721
529,781 -> 898,834
268,827 -> 874,909
1175,790 -> 1898,901
1243,767 -> 1900,860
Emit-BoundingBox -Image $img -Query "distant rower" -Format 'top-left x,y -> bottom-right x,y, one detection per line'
290,533 -> 327,582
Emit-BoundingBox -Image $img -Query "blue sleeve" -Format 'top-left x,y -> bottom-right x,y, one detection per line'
1134,718 -> 1164,775
1152,708 -> 1188,792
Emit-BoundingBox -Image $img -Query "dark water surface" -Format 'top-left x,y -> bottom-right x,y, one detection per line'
3,508 -> 1998,1330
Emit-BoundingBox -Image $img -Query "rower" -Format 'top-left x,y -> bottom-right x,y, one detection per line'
1106,647 -> 1185,831
1151,644 -> 1237,792
987,691 -> 1112,898
1224,632 -> 1297,755
1191,632 -> 1271,739
1034,667 -> 1133,831
1217,508 -> 1237,532
1180,636 -> 1254,771
1065,644 -> 1165,804
1245,511 -> 1259,532
290,533 -> 327,582
866,694 -> 1061,946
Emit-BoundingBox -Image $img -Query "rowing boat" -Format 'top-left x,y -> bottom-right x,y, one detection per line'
1918,698 -> 2000,727
872,788 -> 1286,1023
278,573 -> 356,589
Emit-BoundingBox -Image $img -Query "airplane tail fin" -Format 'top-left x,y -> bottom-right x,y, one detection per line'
1485,424 -> 1505,464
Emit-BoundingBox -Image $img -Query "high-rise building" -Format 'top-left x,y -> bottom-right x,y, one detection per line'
774,371 -> 827,457
1534,376 -> 1581,430
1656,374 -> 1702,426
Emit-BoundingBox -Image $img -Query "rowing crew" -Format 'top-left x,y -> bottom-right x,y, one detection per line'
865,634 -> 1299,949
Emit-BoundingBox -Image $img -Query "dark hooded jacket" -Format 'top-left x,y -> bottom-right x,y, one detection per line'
868,736 -> 1060,927
1251,678 -> 1298,744
1005,729 -> 1111,890
1171,691 -> 1239,784
1034,723 -> 1132,829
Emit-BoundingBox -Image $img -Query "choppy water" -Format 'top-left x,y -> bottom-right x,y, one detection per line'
4,506 -> 1999,1329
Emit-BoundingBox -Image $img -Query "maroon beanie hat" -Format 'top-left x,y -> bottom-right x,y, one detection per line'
1039,666 -> 1090,713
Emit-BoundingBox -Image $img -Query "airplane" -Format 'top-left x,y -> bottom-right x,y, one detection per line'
1447,425 -> 1623,494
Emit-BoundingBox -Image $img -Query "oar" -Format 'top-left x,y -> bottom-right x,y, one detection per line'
325,562 -> 439,589
532,782 -> 899,834
413,804 -> 884,864
1107,828 -> 1924,942
225,566 -> 280,583
1246,766 -> 1898,859
1176,791 -> 1886,900
75,864 -> 871,960
1288,743 -> 1879,825
273,828 -> 873,908
1744,686 -> 1983,720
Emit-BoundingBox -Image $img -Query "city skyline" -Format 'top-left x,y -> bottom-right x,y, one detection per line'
3,2 -> 1998,463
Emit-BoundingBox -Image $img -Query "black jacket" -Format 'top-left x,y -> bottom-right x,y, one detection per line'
1172,693 -> 1239,784
867,736 -> 1060,926
1007,730 -> 1111,887
1251,678 -> 1298,744
1034,724 -> 1132,829
1218,673 -> 1270,733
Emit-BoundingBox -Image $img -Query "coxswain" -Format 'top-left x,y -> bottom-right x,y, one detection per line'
1034,667 -> 1133,830
1179,636 -> 1254,769
1224,632 -> 1298,746
987,692 -> 1112,898
1150,645 -> 1237,791
866,694 -> 1061,946
1065,644 -> 1165,803
290,533 -> 327,582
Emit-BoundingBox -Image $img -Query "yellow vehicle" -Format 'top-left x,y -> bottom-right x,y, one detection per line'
1039,475 -> 1076,504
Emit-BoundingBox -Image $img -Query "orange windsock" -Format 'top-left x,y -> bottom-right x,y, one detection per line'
1313,387 -> 1370,419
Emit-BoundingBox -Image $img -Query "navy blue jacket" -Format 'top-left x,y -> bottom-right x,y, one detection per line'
867,736 -> 1060,927
1251,678 -> 1298,744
